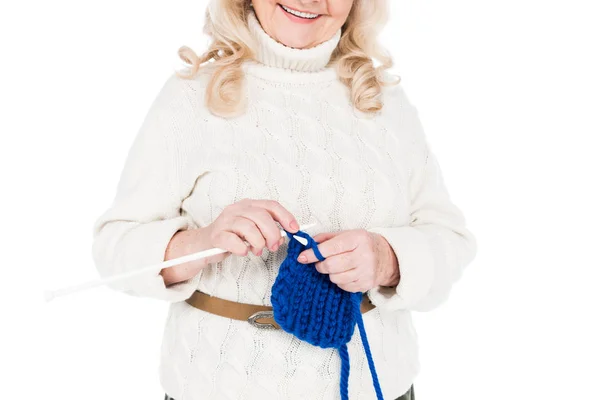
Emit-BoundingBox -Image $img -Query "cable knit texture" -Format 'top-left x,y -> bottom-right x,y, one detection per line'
91,10 -> 477,400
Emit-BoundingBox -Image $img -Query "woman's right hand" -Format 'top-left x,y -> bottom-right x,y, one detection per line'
206,198 -> 300,257
161,199 -> 299,285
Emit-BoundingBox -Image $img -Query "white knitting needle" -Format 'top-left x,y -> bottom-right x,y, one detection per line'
44,222 -> 317,303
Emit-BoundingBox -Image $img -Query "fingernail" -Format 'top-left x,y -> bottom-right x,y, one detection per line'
290,220 -> 299,231
298,255 -> 307,263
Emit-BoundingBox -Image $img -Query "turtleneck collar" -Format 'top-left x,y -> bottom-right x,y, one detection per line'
246,10 -> 341,73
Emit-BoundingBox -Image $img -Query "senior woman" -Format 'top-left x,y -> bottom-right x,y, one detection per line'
92,0 -> 477,399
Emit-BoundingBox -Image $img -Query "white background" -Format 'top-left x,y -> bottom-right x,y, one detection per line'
2,0 -> 599,399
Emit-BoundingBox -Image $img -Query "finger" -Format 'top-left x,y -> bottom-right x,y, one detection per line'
312,232 -> 338,243
213,230 -> 249,257
238,207 -> 282,251
297,234 -> 356,264
229,217 -> 265,255
296,232 -> 338,263
247,199 -> 299,233
338,281 -> 361,293
314,252 -> 354,274
328,268 -> 360,285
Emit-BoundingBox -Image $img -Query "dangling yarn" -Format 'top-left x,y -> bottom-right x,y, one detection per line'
271,229 -> 384,400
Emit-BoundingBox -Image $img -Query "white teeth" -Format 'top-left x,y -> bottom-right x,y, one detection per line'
280,4 -> 320,19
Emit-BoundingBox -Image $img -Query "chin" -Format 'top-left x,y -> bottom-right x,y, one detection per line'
275,32 -> 315,49
281,38 -> 311,49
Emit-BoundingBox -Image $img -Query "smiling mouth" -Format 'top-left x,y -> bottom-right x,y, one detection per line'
277,3 -> 321,20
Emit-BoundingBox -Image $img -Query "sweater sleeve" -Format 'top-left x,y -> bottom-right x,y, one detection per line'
366,88 -> 478,312
91,72 -> 203,303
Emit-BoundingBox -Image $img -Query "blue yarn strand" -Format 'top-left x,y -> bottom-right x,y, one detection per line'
339,343 -> 350,400
355,307 -> 384,400
310,237 -> 326,261
272,229 -> 385,400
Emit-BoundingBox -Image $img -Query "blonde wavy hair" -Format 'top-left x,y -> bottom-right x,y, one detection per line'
176,0 -> 399,117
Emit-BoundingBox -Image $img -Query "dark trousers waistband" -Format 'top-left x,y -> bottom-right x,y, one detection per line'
165,385 -> 414,399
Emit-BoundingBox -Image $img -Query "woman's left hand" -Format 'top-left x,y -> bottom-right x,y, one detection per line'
296,229 -> 400,293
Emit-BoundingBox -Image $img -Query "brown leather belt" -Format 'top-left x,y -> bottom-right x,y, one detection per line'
185,290 -> 376,330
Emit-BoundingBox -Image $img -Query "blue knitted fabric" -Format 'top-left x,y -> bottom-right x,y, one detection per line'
271,229 -> 384,400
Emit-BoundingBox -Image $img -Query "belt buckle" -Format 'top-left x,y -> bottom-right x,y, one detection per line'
247,310 -> 278,330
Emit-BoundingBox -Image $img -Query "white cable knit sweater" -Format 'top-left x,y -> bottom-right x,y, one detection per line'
91,11 -> 477,400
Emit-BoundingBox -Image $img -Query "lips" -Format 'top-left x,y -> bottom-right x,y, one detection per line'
277,3 -> 321,20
